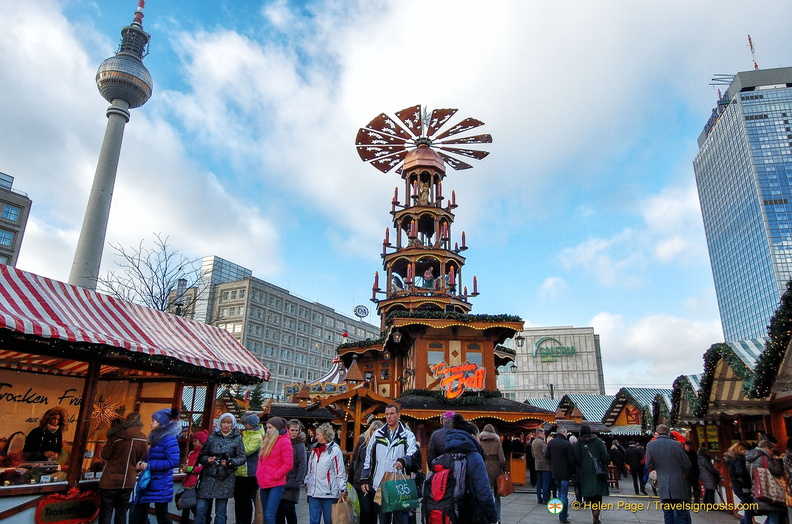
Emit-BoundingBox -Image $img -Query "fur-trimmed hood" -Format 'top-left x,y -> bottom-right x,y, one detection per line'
149,419 -> 181,445
478,431 -> 500,442
107,418 -> 143,439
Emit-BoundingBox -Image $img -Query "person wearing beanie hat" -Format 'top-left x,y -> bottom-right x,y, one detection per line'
129,408 -> 181,524
257,418 -> 294,524
194,413 -> 246,524
427,410 -> 456,465
98,412 -> 147,524
234,414 -> 265,524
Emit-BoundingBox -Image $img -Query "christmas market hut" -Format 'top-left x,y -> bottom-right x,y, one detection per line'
0,266 -> 270,522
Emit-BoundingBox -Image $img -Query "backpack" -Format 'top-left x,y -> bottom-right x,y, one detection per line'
422,452 -> 467,524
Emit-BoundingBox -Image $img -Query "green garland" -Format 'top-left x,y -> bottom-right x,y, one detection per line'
669,375 -> 700,426
494,344 -> 516,355
750,280 -> 792,397
336,335 -> 386,351
398,388 -> 503,406
386,311 -> 522,324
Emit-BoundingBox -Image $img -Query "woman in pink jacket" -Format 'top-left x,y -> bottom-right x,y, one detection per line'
256,417 -> 294,524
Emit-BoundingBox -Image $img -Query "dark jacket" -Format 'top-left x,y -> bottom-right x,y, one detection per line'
645,434 -> 691,501
746,447 -> 784,513
479,431 -> 506,489
624,445 -> 645,470
282,432 -> 307,502
546,434 -> 575,482
609,446 -> 625,470
197,428 -> 246,499
684,448 -> 700,485
350,434 -> 370,490
427,425 -> 453,465
573,434 -> 609,498
98,420 -> 147,490
445,430 -> 498,524
136,419 -> 181,504
697,447 -> 721,490
725,451 -> 750,494
22,426 -> 62,461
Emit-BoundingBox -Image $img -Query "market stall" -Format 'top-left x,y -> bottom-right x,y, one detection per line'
0,265 -> 270,522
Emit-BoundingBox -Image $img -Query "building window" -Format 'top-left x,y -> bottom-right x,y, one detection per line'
269,296 -> 282,308
221,291 -> 229,301
1,205 -> 20,222
285,302 -> 297,314
230,290 -> 237,300
239,289 -> 246,299
280,349 -> 292,359
312,312 -> 323,323
267,312 -> 281,325
0,255 -> 8,265
324,316 -> 335,328
220,308 -> 228,318
299,307 -> 309,318
466,343 -> 482,366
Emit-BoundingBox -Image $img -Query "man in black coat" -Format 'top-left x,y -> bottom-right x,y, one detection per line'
624,441 -> 647,495
427,410 -> 455,465
545,428 -> 574,524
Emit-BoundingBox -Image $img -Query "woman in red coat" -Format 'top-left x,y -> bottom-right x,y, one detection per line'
256,417 -> 293,524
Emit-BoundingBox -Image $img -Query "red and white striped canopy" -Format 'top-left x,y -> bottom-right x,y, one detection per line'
0,265 -> 270,381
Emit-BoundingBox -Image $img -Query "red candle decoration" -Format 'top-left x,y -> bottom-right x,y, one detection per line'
374,271 -> 379,289
461,231 -> 466,248
410,220 -> 416,237
394,187 -> 399,201
473,276 -> 478,294
385,227 -> 390,244
407,265 -> 413,282
438,181 -> 443,199
455,242 -> 459,251
412,180 -> 418,197
449,267 -> 455,286
452,190 -> 456,206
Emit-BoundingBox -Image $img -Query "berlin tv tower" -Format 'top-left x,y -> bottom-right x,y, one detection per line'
68,0 -> 153,289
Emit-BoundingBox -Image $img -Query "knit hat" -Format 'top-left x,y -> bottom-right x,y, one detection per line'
580,424 -> 592,436
152,408 -> 177,426
244,414 -> 262,430
193,430 -> 209,445
443,410 -> 456,420
267,417 -> 287,432
218,412 -> 236,425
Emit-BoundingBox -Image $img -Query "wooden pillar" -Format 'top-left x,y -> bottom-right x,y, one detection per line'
353,396 -> 363,446
340,418 -> 348,451
67,359 -> 100,486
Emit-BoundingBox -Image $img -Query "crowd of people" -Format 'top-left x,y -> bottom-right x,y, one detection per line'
90,406 -> 792,524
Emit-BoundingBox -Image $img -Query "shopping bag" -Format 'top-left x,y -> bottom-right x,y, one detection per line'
753,457 -> 786,507
373,471 -> 398,506
381,474 -> 420,513
133,469 -> 151,503
176,486 -> 197,510
497,471 -> 515,497
332,492 -> 356,524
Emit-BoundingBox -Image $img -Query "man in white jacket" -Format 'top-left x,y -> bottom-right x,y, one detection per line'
361,404 -> 418,524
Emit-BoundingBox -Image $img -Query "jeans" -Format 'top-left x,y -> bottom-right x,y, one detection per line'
308,496 -> 335,524
536,470 -> 551,503
129,502 -> 170,524
494,493 -> 502,520
660,499 -> 691,524
234,476 -> 259,524
98,488 -> 133,524
196,498 -> 228,524
556,479 -> 570,522
275,499 -> 298,524
732,488 -> 753,524
260,485 -> 286,524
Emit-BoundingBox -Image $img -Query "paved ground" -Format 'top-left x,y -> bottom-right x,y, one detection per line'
265,483 -> 745,524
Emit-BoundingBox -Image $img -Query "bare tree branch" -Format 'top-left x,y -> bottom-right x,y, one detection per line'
97,233 -> 201,313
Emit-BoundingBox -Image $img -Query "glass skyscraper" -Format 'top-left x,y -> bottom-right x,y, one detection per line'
693,66 -> 792,341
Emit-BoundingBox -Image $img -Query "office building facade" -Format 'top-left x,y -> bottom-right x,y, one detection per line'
0,173 -> 31,266
190,256 -> 381,398
497,326 -> 605,401
693,66 -> 792,341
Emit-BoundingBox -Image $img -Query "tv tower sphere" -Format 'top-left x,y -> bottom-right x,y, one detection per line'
95,6 -> 153,108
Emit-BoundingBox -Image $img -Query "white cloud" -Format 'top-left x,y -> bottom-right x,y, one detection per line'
591,311 -> 723,393
539,277 -> 568,301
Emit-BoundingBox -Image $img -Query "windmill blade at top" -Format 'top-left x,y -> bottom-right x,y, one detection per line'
437,133 -> 492,145
425,108 -> 458,137
436,146 -> 490,160
395,104 -> 423,137
434,117 -> 485,140
361,113 -> 413,140
437,151 -> 473,170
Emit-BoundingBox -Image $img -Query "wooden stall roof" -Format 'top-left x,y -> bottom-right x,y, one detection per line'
395,394 -> 556,423
0,265 -> 270,383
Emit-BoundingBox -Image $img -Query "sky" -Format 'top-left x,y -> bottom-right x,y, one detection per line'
2,0 -> 790,395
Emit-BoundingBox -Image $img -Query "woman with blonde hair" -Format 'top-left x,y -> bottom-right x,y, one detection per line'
351,420 -> 383,524
256,417 -> 293,524
305,423 -> 346,524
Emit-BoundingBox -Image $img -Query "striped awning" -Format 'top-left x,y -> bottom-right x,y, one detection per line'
561,394 -> 615,422
0,265 -> 270,381
726,339 -> 766,371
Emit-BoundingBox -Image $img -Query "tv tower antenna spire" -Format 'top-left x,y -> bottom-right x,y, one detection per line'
69,0 -> 154,289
